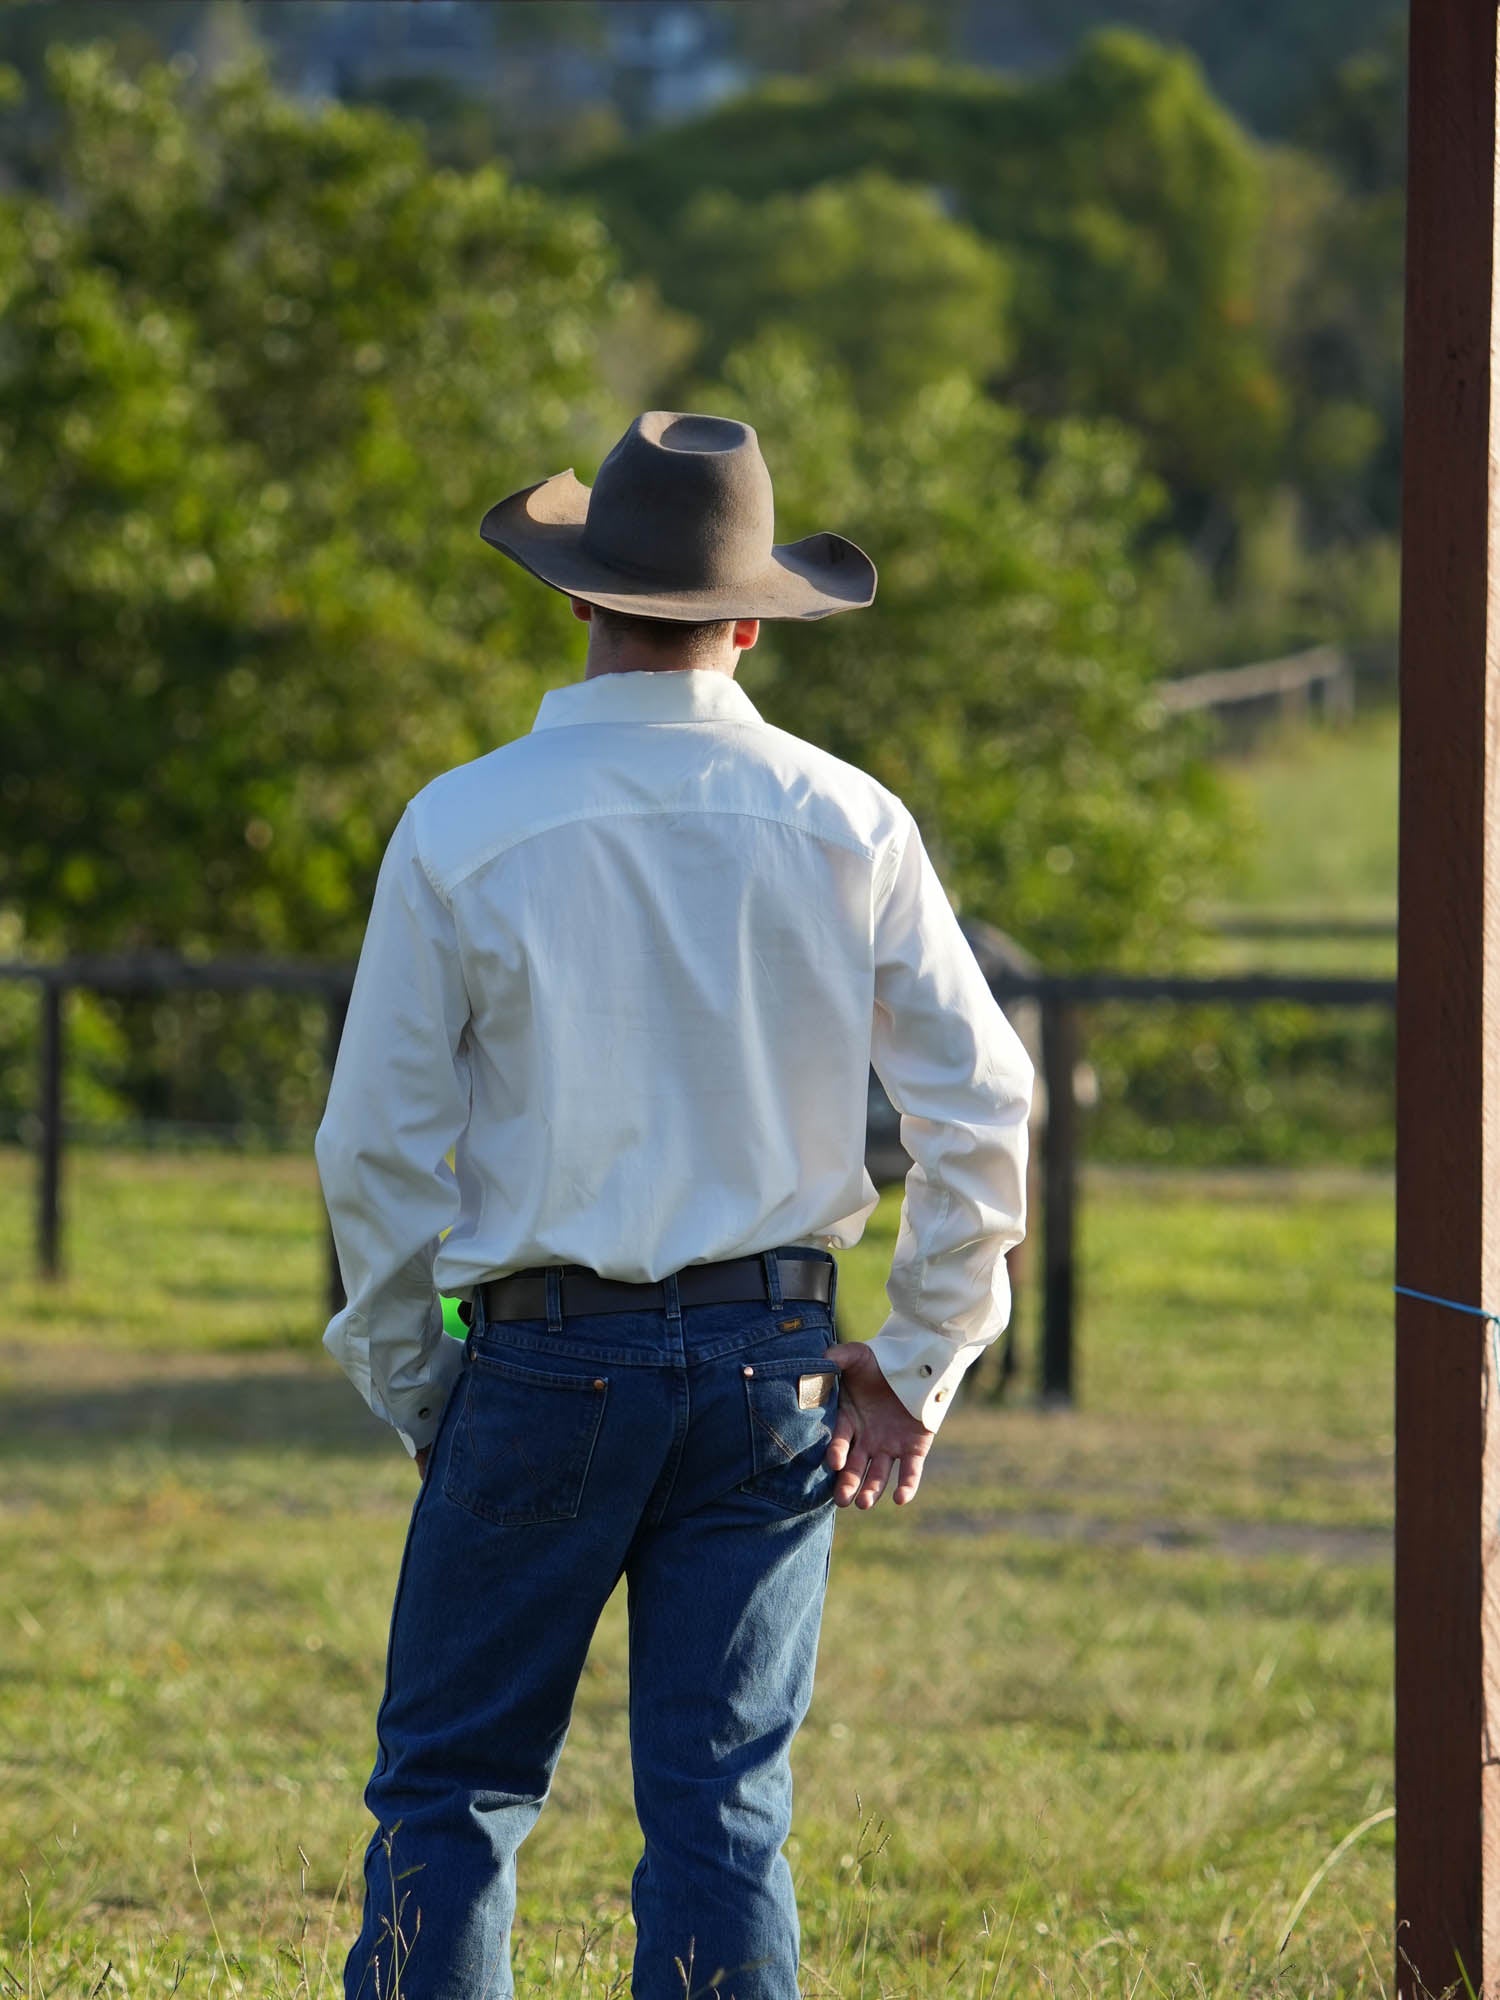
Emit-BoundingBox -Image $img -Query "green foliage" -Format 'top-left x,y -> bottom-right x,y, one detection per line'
559,26 -> 1405,633
1088,1000 -> 1394,1168
664,171 -> 1013,409
993,0 -> 1405,141
0,39 -> 1236,1006
0,43 -> 634,957
564,36 -> 1284,509
1296,16 -> 1406,197
972,31 -> 1283,501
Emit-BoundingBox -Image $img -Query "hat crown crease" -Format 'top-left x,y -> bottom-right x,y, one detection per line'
578,411 -> 775,591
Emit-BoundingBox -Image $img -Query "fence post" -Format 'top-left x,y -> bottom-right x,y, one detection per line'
1393,0 -> 1500,1984
1040,994 -> 1079,1404
37,974 -> 64,1280
324,986 -> 349,1321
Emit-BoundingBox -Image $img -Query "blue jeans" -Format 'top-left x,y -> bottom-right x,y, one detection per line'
344,1252 -> 840,2000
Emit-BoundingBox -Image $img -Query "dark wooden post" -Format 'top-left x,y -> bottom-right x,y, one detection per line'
324,985 -> 349,1320
1040,994 -> 1079,1404
1395,2 -> 1500,1992
37,974 -> 63,1279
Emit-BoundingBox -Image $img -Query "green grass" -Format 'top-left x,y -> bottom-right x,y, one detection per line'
1220,709 -> 1397,921
1205,710 -> 1398,980
0,1148 -> 1396,1996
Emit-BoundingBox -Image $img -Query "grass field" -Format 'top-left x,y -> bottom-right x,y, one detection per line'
0,1146 -> 1396,1997
1221,708 -> 1397,922
1209,708 -> 1398,978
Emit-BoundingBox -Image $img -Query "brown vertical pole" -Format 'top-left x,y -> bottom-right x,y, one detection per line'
37,975 -> 63,1280
1040,995 -> 1078,1405
1396,3 -> 1500,1993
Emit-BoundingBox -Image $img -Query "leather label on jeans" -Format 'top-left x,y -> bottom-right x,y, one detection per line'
797,1371 -> 836,1409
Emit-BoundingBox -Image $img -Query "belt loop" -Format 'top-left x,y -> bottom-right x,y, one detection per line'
762,1249 -> 784,1310
827,1254 -> 838,1322
545,1266 -> 564,1334
664,1270 -> 682,1328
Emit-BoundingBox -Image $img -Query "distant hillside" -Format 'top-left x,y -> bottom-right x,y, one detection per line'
965,0 -> 1405,138
0,1 -> 1408,167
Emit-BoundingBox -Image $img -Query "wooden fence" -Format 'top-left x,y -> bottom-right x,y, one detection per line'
0,957 -> 1395,1404
1160,644 -> 1356,725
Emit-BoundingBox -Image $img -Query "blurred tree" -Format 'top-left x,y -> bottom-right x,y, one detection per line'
1250,144 -> 1402,538
1275,25 -> 1406,535
1295,16 -> 1406,198
725,0 -> 962,74
974,32 -> 1283,507
0,41 -> 1228,995
0,44 -> 638,957
982,0 -> 1404,141
562,35 -> 1284,520
663,171 -> 1013,411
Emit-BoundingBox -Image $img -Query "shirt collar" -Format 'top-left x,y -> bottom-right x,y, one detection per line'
531,669 -> 763,733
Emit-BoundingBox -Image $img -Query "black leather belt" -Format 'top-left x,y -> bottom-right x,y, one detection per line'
478,1250 -> 833,1324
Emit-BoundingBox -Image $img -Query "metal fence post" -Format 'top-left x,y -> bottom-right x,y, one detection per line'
1040,994 -> 1079,1404
38,974 -> 64,1280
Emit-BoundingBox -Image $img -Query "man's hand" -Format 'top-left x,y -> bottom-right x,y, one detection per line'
415,1445 -> 431,1483
822,1342 -> 935,1509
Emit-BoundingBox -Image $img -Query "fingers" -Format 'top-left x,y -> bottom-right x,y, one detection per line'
833,1450 -> 896,1510
831,1426 -> 933,1509
892,1453 -> 926,1506
857,1452 -> 895,1510
824,1407 -> 856,1473
821,1340 -> 935,1511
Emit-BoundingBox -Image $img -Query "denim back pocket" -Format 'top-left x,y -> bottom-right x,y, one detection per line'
739,1354 -> 840,1514
444,1350 -> 608,1527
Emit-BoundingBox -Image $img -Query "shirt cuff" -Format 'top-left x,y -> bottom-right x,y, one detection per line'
864,1314 -> 992,1431
322,1301 -> 465,1454
387,1332 -> 465,1454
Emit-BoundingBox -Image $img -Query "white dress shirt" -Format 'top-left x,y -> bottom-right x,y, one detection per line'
317,668 -> 1033,1451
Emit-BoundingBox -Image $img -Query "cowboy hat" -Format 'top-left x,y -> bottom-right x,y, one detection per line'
479,410 -> 876,622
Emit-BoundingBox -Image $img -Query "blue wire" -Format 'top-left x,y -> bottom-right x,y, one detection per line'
1395,1284 -> 1500,1392
1394,1283 -> 1500,1324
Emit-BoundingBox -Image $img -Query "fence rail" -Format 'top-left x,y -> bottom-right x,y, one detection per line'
1,957 -> 1396,1403
1159,644 -> 1355,722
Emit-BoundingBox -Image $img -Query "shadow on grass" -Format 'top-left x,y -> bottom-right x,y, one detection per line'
0,1366 -> 394,1457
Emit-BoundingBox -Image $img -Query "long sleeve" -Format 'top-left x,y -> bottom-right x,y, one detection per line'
315,806 -> 472,1454
865,814 -> 1034,1430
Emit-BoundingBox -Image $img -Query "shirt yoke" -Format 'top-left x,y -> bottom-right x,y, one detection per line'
406,717 -> 912,905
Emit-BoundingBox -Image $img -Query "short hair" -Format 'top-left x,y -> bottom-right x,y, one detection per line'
590,605 -> 736,661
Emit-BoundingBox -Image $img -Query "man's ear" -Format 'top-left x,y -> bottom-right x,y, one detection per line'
733,617 -> 760,653
571,598 -> 594,623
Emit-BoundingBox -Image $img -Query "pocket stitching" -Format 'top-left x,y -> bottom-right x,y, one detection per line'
740,1369 -> 838,1515
444,1363 -> 608,1528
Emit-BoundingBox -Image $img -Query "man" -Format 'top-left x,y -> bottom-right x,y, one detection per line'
317,410 -> 1033,2000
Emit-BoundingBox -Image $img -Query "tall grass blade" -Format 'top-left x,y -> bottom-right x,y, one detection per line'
1277,1807 -> 1395,1957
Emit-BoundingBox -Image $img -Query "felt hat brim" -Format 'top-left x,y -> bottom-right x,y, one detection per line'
480,469 -> 876,622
